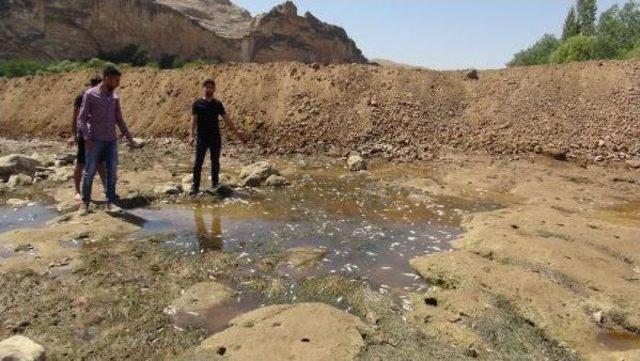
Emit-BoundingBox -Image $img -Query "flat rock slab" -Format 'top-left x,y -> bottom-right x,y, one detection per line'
171,282 -> 235,314
195,303 -> 369,361
0,335 -> 45,361
285,247 -> 328,268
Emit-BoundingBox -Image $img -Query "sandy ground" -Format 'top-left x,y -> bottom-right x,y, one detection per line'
0,138 -> 639,360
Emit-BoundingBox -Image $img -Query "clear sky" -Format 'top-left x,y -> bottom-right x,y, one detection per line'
234,0 -> 625,70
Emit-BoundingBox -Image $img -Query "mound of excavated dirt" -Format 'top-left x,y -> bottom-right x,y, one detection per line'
0,60 -> 638,164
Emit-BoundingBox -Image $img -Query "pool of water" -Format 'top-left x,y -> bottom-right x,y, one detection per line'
128,172 -> 493,294
0,204 -> 58,233
0,203 -> 58,259
597,330 -> 640,351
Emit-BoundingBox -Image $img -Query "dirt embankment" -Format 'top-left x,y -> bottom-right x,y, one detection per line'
0,60 -> 639,163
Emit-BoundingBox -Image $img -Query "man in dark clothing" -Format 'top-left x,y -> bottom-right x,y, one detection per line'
68,76 -> 106,202
189,79 -> 246,195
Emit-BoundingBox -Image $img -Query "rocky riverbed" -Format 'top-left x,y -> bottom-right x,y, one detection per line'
0,137 -> 639,361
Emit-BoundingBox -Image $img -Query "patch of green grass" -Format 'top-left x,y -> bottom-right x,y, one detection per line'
475,295 -> 582,361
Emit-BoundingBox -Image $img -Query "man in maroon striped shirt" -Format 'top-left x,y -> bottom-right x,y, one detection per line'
77,66 -> 137,215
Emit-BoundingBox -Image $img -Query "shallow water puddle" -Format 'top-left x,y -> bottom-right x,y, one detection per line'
130,173 -> 490,291
0,204 -> 58,258
129,172 -> 489,331
597,330 -> 640,351
172,292 -> 262,333
0,204 -> 57,233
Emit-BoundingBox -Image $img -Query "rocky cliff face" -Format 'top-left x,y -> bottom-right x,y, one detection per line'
0,0 -> 366,64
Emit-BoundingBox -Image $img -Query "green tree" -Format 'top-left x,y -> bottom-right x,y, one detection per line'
598,1 -> 640,51
0,59 -> 45,77
577,0 -> 598,35
563,7 -> 580,40
508,34 -> 561,66
549,35 -> 600,63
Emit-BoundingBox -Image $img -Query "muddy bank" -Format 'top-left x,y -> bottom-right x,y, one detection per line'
1,60 -> 639,165
0,138 -> 639,360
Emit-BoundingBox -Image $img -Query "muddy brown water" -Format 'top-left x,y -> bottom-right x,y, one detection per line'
124,172 -> 497,332
597,330 -> 640,351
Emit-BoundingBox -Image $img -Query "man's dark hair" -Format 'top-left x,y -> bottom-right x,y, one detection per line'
89,76 -> 102,87
103,65 -> 122,78
203,79 -> 216,87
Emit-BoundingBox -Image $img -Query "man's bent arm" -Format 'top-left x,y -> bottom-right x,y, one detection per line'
222,114 -> 244,141
77,93 -> 91,140
71,107 -> 79,137
115,98 -> 133,142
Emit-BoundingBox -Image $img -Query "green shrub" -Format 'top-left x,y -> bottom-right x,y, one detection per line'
621,41 -> 640,58
182,59 -> 216,69
511,0 -> 640,66
0,59 -> 46,77
548,35 -> 619,63
508,34 -> 560,67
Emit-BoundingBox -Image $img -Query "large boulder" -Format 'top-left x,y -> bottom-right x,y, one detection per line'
0,154 -> 41,178
347,155 -> 367,171
219,173 -> 239,188
7,174 -> 33,188
626,159 -> 640,169
239,161 -> 280,181
193,303 -> 370,361
239,161 -> 280,187
0,335 -> 45,361
265,174 -> 288,187
154,182 -> 183,196
49,167 -> 75,183
54,153 -> 76,167
181,174 -> 194,191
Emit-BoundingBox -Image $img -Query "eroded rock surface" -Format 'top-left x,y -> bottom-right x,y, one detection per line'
0,335 -> 45,361
191,303 -> 370,361
0,0 -> 365,64
169,282 -> 235,314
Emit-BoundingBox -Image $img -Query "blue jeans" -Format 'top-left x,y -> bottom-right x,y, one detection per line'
82,140 -> 118,204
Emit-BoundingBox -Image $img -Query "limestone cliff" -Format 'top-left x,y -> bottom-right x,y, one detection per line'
0,0 -> 366,64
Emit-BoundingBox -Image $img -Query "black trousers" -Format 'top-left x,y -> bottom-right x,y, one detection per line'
193,135 -> 221,191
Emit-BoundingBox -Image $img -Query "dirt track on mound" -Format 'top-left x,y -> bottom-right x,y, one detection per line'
1,60 -> 639,164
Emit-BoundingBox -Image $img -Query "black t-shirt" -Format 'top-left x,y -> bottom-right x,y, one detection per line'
74,94 -> 83,109
192,98 -> 226,139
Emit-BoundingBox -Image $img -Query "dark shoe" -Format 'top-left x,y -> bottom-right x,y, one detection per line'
78,204 -> 91,217
188,189 -> 200,196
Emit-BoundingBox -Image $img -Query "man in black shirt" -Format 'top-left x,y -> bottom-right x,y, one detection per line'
189,79 -> 246,195
68,76 -> 106,202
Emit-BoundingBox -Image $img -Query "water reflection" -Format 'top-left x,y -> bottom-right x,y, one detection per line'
194,205 -> 223,252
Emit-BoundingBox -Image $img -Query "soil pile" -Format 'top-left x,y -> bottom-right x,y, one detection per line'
0,60 -> 639,163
